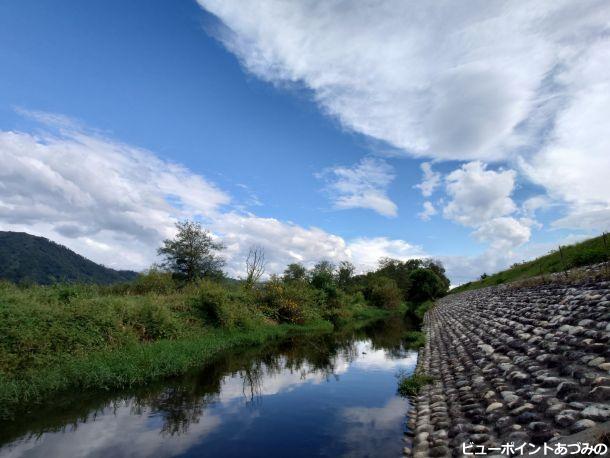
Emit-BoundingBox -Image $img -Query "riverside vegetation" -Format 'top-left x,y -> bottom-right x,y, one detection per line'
0,222 -> 449,419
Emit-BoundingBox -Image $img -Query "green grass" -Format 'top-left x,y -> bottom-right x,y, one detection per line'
396,372 -> 434,397
451,233 -> 610,293
403,331 -> 426,349
0,278 -> 395,420
0,321 -> 332,420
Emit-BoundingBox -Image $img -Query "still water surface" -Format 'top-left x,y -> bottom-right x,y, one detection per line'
0,317 -> 418,458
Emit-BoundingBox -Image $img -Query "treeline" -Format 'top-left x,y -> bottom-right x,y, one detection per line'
105,220 -> 451,327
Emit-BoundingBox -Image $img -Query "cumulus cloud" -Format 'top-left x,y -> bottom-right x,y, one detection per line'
472,217 -> 532,250
441,161 -> 534,249
0,124 -> 230,269
347,237 -> 425,272
212,212 -> 350,277
317,157 -> 397,217
443,162 -> 517,226
518,39 -> 610,231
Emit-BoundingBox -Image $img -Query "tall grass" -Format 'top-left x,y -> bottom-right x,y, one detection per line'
0,275 -> 391,419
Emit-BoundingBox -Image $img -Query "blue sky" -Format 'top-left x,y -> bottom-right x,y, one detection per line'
1,0 -> 609,284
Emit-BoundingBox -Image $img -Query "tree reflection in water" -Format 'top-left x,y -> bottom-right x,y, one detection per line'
0,314 -> 419,444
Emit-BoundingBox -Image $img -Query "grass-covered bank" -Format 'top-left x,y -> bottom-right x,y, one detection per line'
0,275 -> 391,420
452,233 -> 609,293
0,320 -> 335,420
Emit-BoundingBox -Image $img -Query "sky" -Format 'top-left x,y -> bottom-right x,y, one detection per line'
1,0 -> 609,285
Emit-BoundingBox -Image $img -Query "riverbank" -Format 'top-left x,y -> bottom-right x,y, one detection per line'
0,278 -> 394,420
1,313 -> 419,456
405,265 -> 610,456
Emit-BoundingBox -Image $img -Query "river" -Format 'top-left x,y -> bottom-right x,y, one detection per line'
0,316 -> 418,458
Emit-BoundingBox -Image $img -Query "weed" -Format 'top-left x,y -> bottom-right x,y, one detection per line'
396,371 -> 434,397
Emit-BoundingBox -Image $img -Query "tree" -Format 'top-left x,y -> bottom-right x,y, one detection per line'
366,276 -> 402,309
283,263 -> 307,282
245,246 -> 266,288
423,259 -> 450,290
336,260 -> 355,289
407,268 -> 446,303
309,260 -> 335,290
157,220 -> 225,282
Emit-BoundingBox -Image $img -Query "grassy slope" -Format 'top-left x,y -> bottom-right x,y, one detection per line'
0,281 -> 391,419
452,233 -> 609,293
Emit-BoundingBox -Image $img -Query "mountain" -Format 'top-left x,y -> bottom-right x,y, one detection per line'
0,231 -> 138,285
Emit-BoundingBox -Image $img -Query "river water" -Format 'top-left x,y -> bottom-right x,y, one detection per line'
0,316 -> 418,458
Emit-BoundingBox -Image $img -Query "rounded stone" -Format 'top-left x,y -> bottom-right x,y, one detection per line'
485,402 -> 503,413
570,419 -> 596,433
581,405 -> 610,422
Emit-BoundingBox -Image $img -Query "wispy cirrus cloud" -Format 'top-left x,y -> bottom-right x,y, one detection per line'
198,0 -> 610,232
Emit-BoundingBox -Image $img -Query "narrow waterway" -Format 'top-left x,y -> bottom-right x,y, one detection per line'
0,316 -> 419,458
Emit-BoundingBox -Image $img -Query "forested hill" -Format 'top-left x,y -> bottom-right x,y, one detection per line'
0,231 -> 138,285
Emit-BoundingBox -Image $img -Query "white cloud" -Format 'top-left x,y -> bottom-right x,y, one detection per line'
415,162 -> 440,197
347,237 -> 425,272
521,195 -> 552,218
443,161 -> 517,227
441,161 -> 535,250
212,212 -> 351,278
318,157 -> 397,217
0,112 -> 425,279
473,217 -> 532,250
0,125 -> 229,270
418,201 -> 437,221
198,1 -> 609,161
518,39 -> 610,231
198,0 -> 610,232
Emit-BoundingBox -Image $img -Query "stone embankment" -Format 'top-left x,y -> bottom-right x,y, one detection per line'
405,267 -> 610,457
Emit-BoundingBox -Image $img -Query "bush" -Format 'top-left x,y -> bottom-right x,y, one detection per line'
130,269 -> 176,295
569,248 -> 607,268
127,302 -> 178,341
366,276 -> 402,309
256,277 -> 322,324
52,284 -> 83,303
191,280 -> 259,329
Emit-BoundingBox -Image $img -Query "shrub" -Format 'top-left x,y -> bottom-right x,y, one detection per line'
127,302 -> 178,340
414,300 -> 433,320
256,277 -> 321,324
130,269 -> 176,295
52,284 -> 82,303
366,276 -> 402,309
191,280 -> 260,329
